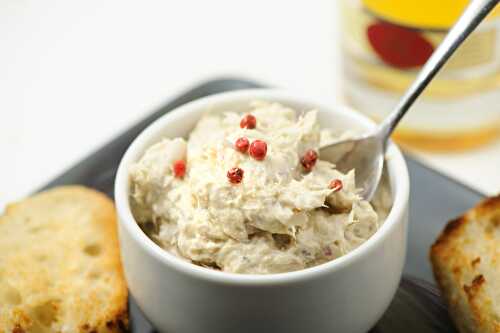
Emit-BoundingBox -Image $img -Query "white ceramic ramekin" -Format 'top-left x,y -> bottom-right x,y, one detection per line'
115,90 -> 410,333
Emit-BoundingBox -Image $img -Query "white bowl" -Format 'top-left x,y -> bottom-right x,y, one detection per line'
115,90 -> 410,333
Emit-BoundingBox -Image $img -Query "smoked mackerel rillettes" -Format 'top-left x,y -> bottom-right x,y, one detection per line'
129,101 -> 392,274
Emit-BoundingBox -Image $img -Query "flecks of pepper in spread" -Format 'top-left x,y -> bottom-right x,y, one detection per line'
227,167 -> 244,184
173,160 -> 186,178
301,149 -> 318,172
240,114 -> 257,129
234,137 -> 250,153
249,139 -> 267,161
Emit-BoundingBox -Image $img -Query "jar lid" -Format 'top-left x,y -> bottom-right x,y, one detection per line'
362,0 -> 500,29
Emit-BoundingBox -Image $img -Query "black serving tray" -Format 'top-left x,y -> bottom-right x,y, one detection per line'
40,78 -> 484,333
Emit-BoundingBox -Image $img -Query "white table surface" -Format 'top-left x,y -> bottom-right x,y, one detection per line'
1,0 -> 499,210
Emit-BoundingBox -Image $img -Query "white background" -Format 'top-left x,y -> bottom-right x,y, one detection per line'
1,0 -> 499,209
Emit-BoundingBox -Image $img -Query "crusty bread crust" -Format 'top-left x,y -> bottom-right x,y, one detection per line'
0,186 -> 128,333
430,195 -> 500,333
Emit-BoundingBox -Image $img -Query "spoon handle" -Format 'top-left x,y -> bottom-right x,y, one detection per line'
378,0 -> 500,143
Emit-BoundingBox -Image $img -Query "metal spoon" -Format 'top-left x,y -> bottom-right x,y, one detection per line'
320,0 -> 499,200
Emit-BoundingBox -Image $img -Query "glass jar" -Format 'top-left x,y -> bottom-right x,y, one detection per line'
340,0 -> 500,151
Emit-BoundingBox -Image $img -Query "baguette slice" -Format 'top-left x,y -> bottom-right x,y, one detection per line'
430,195 -> 500,333
0,186 -> 128,333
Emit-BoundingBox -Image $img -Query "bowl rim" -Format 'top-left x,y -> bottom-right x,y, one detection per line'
115,89 -> 410,286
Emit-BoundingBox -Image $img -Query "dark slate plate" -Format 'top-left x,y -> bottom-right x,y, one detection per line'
40,78 -> 484,333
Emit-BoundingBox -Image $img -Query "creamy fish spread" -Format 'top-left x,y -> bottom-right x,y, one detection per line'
129,101 -> 391,274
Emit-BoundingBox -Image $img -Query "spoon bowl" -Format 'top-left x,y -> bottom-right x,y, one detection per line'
321,134 -> 384,200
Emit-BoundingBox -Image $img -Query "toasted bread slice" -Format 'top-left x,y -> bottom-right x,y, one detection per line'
430,195 -> 500,333
0,186 -> 128,333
